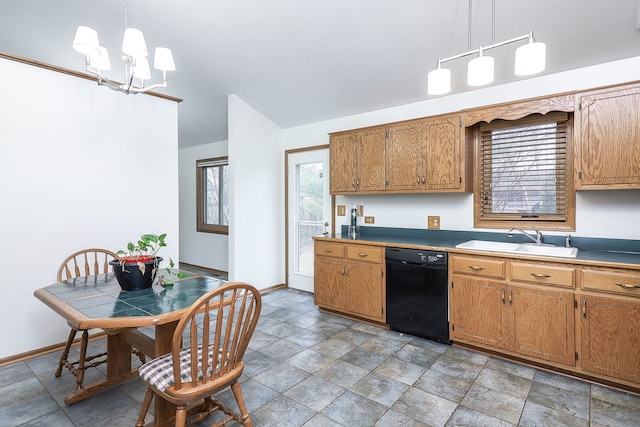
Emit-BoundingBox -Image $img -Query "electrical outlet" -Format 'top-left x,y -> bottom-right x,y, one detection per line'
364,216 -> 375,224
428,216 -> 440,229
337,205 -> 346,216
357,205 -> 364,217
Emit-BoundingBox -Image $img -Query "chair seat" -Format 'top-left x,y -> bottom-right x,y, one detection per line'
139,345 -> 224,393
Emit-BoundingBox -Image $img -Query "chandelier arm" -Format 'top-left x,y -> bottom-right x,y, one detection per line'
438,31 -> 532,65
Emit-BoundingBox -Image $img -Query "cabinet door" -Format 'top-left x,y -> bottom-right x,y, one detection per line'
508,285 -> 575,366
314,257 -> 345,310
581,295 -> 640,383
424,116 -> 462,190
450,275 -> 508,349
386,123 -> 423,191
330,133 -> 358,193
576,85 -> 640,188
345,262 -> 384,322
356,128 -> 387,192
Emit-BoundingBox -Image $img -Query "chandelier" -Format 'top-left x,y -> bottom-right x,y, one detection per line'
72,2 -> 175,95
427,0 -> 546,96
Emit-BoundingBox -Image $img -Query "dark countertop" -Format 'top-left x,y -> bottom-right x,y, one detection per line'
315,226 -> 640,270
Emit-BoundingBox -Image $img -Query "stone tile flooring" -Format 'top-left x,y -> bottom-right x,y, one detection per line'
2,288 -> 640,426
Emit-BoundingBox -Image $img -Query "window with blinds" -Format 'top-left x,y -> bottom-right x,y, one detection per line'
478,112 -> 572,225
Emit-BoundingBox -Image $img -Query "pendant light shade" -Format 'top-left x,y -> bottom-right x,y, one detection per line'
427,67 -> 451,95
132,57 -> 151,80
87,46 -> 111,72
122,28 -> 148,58
153,47 -> 176,71
73,26 -> 100,56
467,50 -> 494,86
515,40 -> 546,75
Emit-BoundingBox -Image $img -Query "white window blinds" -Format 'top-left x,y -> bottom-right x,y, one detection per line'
479,112 -> 569,222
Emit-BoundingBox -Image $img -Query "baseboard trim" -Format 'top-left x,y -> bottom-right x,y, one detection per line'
0,331 -> 107,368
178,262 -> 227,277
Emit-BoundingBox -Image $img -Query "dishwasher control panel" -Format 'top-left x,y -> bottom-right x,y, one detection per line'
386,247 -> 448,265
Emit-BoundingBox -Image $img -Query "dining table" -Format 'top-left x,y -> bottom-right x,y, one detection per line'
34,269 -> 226,427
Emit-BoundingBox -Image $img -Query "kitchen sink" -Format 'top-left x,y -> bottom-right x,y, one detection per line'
454,240 -> 521,252
455,240 -> 579,258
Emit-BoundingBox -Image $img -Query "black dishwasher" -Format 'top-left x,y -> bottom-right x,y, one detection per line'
385,247 -> 450,344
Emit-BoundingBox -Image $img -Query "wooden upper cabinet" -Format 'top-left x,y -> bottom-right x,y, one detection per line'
387,114 -> 466,192
358,127 -> 387,192
575,84 -> 640,189
330,127 -> 385,194
386,122 -> 423,191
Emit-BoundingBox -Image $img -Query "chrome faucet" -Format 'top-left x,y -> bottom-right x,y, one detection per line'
508,227 -> 543,245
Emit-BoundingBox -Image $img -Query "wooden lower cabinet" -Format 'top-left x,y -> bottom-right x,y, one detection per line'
451,255 -> 576,367
450,275 -> 508,349
314,240 -> 385,323
509,285 -> 575,366
579,266 -> 640,385
580,295 -> 640,383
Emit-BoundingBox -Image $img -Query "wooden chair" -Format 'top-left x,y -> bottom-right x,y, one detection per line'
135,282 -> 262,427
55,248 -> 145,390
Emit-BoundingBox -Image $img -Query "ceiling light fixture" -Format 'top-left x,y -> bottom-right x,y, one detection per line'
72,1 -> 175,94
427,0 -> 546,96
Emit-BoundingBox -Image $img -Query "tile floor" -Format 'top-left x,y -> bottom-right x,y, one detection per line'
2,287 -> 640,426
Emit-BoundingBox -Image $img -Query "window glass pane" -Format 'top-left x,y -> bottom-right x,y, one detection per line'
298,163 -> 324,221
205,166 -> 220,225
221,165 -> 229,226
297,223 -> 323,276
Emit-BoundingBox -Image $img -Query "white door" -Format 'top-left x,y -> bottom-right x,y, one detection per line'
286,149 -> 330,292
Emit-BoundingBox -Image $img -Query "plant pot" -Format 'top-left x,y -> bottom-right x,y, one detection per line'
110,257 -> 162,291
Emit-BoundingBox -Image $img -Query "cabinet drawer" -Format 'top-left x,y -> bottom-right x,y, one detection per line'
346,244 -> 383,264
315,241 -> 345,259
582,268 -> 640,297
451,255 -> 505,279
510,262 -> 575,288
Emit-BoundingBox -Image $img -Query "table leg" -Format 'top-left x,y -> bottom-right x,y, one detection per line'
63,331 -> 138,405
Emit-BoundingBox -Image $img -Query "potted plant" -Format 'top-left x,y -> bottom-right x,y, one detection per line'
110,233 -> 178,291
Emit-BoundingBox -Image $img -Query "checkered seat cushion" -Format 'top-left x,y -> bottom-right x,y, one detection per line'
139,345 -> 226,393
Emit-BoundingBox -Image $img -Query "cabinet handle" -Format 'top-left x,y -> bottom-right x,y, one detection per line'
468,265 -> 486,271
352,178 -> 356,188
357,253 -> 369,257
530,273 -> 552,278
582,300 -> 587,318
501,288 -> 506,304
616,282 -> 640,289
324,249 -> 333,253
356,178 -> 360,189
416,174 -> 421,185
421,174 -> 426,185
508,289 -> 513,305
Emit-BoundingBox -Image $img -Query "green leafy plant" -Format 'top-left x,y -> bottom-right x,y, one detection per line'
116,233 -> 167,262
115,233 -> 185,287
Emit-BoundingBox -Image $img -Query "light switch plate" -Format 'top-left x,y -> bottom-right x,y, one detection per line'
364,216 -> 375,224
337,205 -> 346,216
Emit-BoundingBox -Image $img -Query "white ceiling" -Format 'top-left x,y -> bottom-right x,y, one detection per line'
2,0 -> 640,148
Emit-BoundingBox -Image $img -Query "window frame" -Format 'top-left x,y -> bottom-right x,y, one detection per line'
473,113 -> 576,231
196,156 -> 229,235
